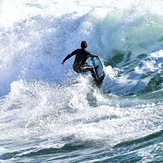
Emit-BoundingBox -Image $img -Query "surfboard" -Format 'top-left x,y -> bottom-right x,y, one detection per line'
91,57 -> 105,85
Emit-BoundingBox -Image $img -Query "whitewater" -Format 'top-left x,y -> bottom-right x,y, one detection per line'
0,0 -> 163,162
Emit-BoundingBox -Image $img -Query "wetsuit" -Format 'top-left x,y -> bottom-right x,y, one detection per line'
63,49 -> 98,79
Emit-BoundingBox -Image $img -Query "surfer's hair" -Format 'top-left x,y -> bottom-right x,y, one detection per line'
81,41 -> 88,48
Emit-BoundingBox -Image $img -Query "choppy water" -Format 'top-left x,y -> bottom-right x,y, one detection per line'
0,0 -> 163,162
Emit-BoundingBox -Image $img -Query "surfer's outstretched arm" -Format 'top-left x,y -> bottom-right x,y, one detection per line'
61,61 -> 66,65
61,50 -> 77,65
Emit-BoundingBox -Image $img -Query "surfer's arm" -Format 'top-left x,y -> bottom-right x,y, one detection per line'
88,52 -> 99,58
61,61 -> 66,65
61,50 -> 76,65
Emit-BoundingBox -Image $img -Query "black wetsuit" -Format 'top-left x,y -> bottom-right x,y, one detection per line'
63,49 -> 98,79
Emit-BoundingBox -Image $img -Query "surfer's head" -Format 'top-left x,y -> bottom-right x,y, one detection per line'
81,41 -> 88,49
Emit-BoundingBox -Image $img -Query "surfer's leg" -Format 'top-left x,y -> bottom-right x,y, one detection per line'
81,65 -> 96,79
73,64 -> 96,79
90,67 -> 96,79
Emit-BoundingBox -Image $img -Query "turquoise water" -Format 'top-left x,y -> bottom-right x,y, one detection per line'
0,0 -> 163,162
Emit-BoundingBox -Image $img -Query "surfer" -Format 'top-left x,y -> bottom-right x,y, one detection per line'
61,41 -> 99,81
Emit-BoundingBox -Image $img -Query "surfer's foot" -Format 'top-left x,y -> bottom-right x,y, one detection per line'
94,79 -> 101,86
95,66 -> 99,71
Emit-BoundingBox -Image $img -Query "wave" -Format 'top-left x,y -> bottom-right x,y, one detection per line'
0,0 -> 163,96
1,130 -> 162,162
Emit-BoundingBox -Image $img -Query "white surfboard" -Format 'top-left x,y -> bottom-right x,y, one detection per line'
91,57 -> 105,85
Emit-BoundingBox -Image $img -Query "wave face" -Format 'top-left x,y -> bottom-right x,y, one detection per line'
0,0 -> 163,162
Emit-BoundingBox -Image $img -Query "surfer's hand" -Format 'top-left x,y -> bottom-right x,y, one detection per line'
61,61 -> 66,65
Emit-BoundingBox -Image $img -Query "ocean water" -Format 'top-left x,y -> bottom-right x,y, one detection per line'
0,0 -> 163,162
